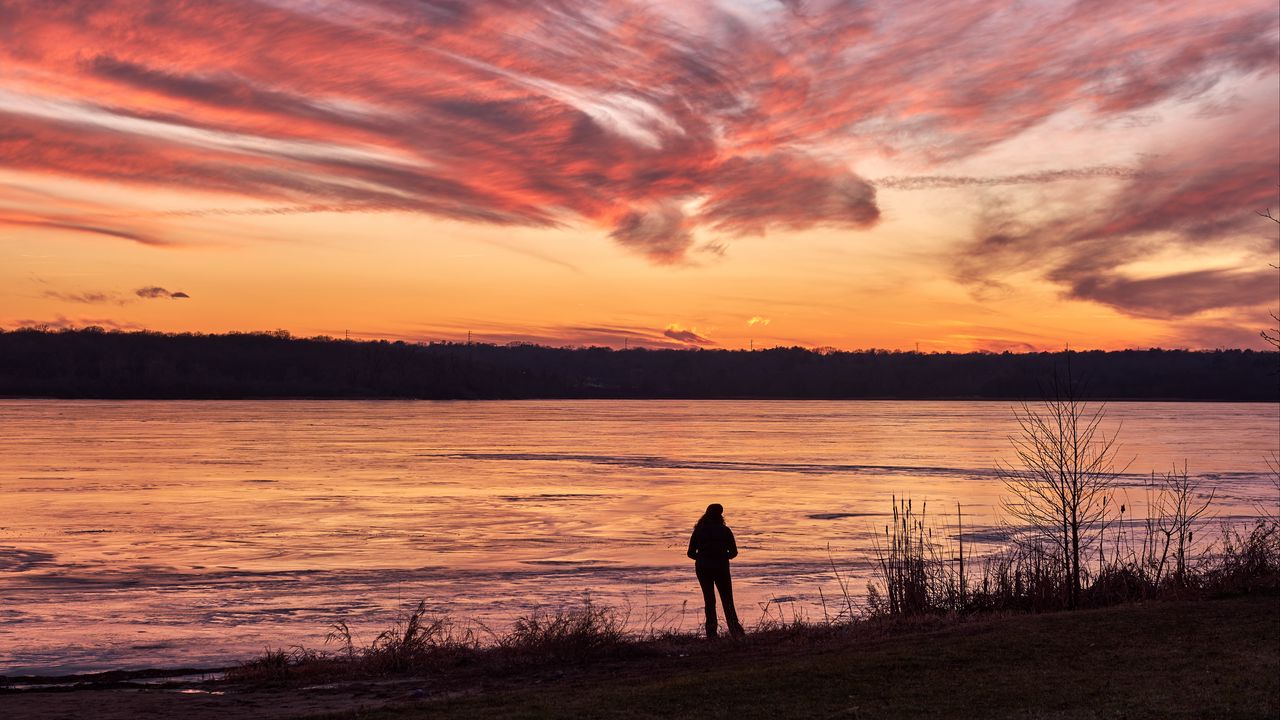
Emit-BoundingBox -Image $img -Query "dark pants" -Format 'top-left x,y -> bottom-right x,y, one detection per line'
695,561 -> 743,637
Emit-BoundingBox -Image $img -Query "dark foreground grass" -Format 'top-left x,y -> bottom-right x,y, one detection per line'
309,594 -> 1279,720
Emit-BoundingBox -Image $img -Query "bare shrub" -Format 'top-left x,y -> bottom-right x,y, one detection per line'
1261,452 -> 1280,526
356,601 -> 479,674
998,362 -> 1126,608
499,596 -> 627,661
968,537 -> 1068,612
1140,464 -> 1215,588
1204,521 -> 1280,594
225,645 -> 326,684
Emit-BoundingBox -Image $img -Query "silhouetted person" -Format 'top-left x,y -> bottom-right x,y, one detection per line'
687,503 -> 745,638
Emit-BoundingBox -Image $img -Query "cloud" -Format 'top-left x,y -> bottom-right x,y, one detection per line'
747,316 -> 771,327
663,324 -> 715,346
12,315 -> 146,332
968,338 -> 1042,353
1068,269 -> 1276,319
0,210 -> 169,246
609,201 -> 694,264
383,321 -> 702,348
135,286 -> 190,299
38,285 -> 188,305
956,105 -> 1280,318
874,166 -> 1146,191
42,290 -> 118,305
1164,322 -> 1275,350
0,0 -> 1272,263
700,153 -> 879,235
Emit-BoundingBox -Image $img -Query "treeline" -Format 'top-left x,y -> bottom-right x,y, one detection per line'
0,328 -> 1276,400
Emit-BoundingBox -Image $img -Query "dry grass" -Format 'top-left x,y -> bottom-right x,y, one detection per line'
497,598 -> 628,661
306,594 -> 1280,720
863,472 -> 1280,618
231,494 -> 1280,687
228,597 -> 658,686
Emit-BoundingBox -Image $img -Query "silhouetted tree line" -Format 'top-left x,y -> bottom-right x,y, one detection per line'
0,328 -> 1275,401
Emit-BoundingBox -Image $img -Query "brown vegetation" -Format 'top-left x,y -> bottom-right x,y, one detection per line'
864,374 -> 1280,615
226,365 -> 1279,687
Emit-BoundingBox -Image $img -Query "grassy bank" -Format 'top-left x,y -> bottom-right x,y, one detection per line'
304,594 -> 1279,720
3,594 -> 1275,720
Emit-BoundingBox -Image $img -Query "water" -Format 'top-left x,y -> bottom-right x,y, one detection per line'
0,400 -> 1275,675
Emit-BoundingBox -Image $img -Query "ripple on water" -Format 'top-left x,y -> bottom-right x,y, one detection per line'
499,493 -> 613,502
0,547 -> 57,572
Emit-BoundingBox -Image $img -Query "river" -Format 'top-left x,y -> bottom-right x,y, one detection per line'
1,399 -> 1275,674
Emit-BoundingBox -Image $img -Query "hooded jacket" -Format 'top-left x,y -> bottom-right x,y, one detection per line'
687,523 -> 738,566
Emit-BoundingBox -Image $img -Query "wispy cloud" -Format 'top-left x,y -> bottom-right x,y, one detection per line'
12,315 -> 147,332
663,324 -> 715,346
0,0 -> 1272,266
373,320 -> 700,349
135,286 -> 190,299
42,290 -> 119,305
609,201 -> 694,265
0,210 -> 170,246
1069,269 -> 1276,319
874,166 -> 1146,191
36,285 -> 189,305
1164,322 -> 1275,350
956,105 -> 1280,319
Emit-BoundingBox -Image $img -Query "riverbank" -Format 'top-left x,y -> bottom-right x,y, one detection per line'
4,594 -> 1276,719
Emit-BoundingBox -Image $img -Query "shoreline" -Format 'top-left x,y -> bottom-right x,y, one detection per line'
3,396 -> 1278,403
2,595 -> 1276,719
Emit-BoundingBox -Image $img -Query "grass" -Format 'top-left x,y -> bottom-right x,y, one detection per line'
864,487 -> 1280,617
221,463 -> 1278,717
227,496 -> 1280,702
226,597 -> 639,687
297,594 -> 1278,720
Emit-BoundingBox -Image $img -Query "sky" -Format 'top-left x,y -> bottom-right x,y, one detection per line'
1,0 -> 1278,351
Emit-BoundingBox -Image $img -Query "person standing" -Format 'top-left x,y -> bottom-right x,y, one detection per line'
686,503 -> 745,638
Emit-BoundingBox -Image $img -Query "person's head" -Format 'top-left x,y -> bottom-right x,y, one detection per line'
697,503 -> 725,527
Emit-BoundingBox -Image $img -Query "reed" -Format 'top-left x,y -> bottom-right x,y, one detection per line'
866,496 -> 974,616
863,475 -> 1280,618
229,470 -> 1279,684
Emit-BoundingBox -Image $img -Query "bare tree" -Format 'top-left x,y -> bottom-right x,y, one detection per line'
998,356 -> 1127,608
1262,452 -> 1280,528
1260,207 -> 1279,350
1256,207 -> 1278,523
1144,463 -> 1215,587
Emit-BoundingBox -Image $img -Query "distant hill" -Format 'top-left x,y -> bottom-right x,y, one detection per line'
0,329 -> 1276,401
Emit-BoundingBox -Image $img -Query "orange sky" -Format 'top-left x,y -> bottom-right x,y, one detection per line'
2,0 -> 1278,351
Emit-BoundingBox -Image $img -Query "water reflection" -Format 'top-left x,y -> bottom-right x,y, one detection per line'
0,400 -> 1275,674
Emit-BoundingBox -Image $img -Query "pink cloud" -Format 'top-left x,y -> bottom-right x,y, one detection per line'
371,322 -> 698,349
0,0 -> 1273,268
663,324 -> 715,346
10,315 -> 147,332
958,105 -> 1280,318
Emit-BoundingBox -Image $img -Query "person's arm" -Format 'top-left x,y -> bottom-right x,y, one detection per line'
726,527 -> 738,560
687,527 -> 699,560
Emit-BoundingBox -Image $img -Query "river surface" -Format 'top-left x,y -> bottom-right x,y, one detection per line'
1,399 -> 1276,674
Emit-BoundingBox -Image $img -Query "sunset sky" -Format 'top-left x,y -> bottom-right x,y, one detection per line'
2,0 -> 1277,351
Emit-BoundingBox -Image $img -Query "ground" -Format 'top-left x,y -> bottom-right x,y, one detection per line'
3,595 -> 1277,720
